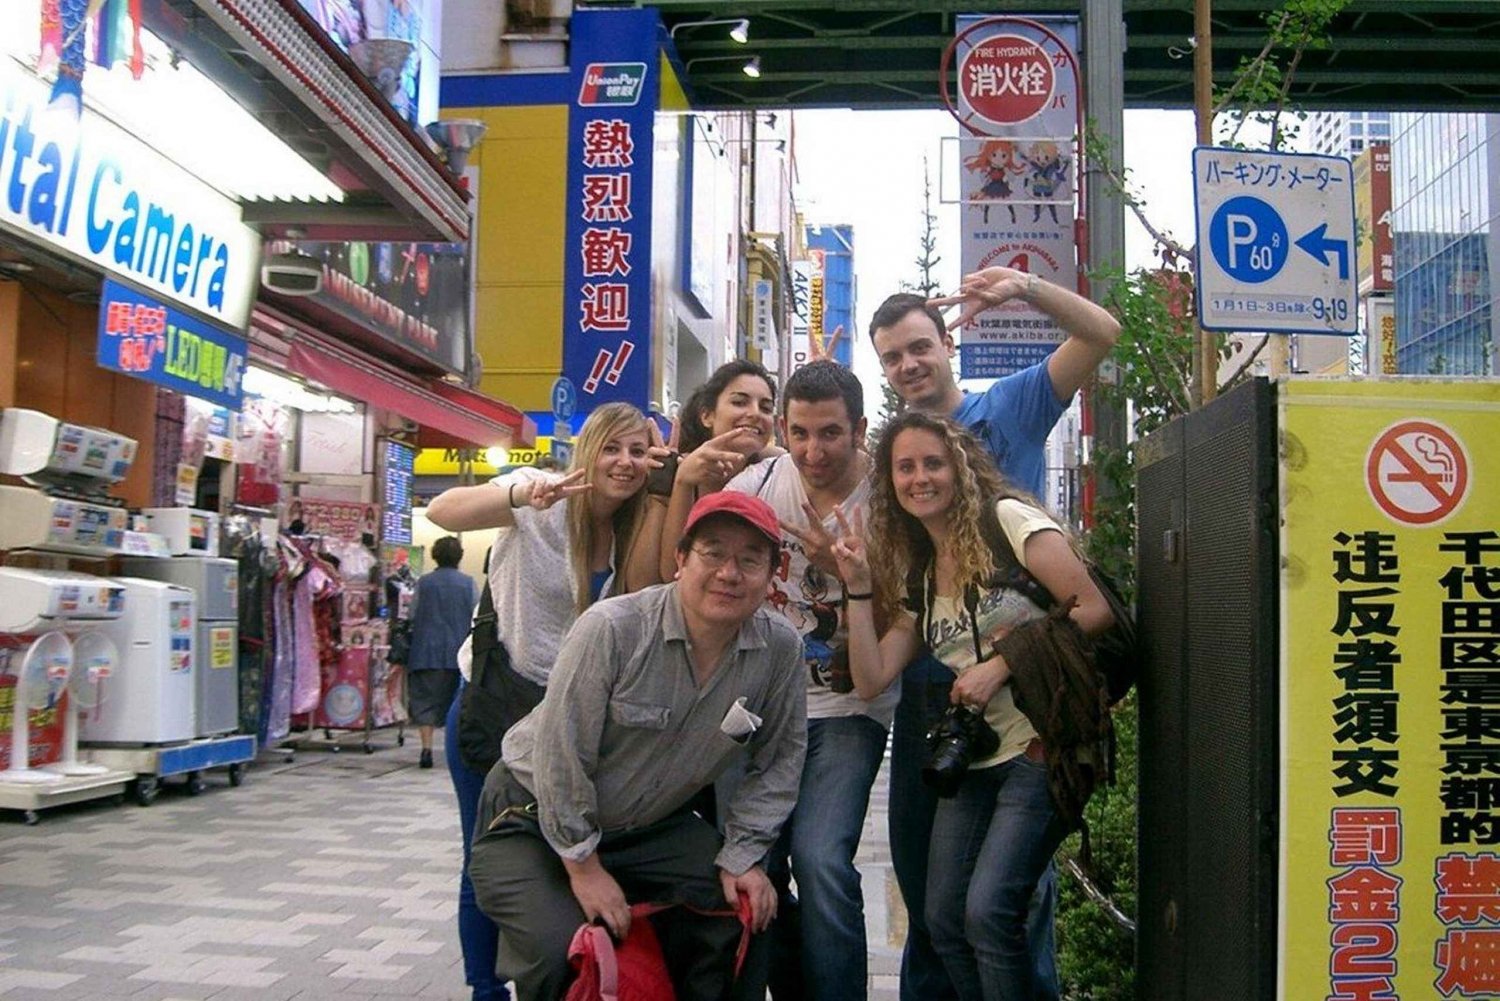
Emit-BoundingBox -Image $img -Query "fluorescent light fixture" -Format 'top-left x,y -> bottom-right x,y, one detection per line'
670,18 -> 751,44
244,366 -> 356,414
3,1 -> 344,205
684,54 -> 764,79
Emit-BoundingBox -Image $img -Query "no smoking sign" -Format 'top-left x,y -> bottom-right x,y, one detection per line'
1364,419 -> 1471,526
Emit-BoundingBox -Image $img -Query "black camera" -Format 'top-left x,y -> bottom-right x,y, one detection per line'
922,705 -> 1000,797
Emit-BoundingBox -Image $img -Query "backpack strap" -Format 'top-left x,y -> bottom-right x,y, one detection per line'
979,502 -> 1058,613
750,454 -> 781,498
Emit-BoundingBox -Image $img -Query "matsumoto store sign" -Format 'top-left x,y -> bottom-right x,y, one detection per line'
0,61 -> 260,328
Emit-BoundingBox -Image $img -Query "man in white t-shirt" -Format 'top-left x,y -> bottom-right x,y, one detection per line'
671,360 -> 889,999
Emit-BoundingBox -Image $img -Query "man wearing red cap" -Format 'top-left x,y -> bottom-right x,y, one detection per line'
469,491 -> 807,1000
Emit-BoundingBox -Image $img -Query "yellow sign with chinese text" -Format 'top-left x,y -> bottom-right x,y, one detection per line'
413,440 -> 554,477
1281,378 -> 1500,1000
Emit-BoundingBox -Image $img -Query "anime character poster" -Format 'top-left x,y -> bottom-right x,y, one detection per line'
952,16 -> 1081,379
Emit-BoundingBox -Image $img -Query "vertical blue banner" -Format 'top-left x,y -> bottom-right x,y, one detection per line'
561,8 -> 660,419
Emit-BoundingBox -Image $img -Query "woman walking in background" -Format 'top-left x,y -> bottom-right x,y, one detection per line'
404,536 -> 474,769
425,401 -> 663,1001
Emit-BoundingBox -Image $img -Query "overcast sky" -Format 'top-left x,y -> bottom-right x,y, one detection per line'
793,108 -> 1200,417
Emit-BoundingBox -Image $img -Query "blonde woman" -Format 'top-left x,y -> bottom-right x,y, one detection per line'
831,411 -> 1112,1001
425,401 -> 661,1001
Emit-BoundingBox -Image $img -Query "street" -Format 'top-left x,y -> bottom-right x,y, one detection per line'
0,739 -> 903,1000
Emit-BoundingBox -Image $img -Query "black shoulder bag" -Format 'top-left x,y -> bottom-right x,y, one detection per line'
455,580 -> 546,775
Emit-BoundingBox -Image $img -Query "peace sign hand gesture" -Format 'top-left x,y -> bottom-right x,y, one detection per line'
927,266 -> 1035,331
828,505 -> 872,594
645,416 -> 680,497
524,468 -> 592,511
779,501 -> 844,576
677,426 -> 758,489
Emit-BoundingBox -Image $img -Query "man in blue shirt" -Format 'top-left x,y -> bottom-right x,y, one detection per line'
869,264 -> 1120,1001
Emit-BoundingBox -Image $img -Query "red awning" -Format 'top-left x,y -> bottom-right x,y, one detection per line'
427,382 -> 537,450
287,342 -> 520,449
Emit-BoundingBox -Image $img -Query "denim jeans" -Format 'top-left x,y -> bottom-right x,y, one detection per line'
768,714 -> 888,1000
889,656 -> 1059,1001
445,682 -> 510,1001
926,755 -> 1067,1001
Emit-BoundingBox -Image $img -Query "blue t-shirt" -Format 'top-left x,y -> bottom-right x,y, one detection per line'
951,360 -> 1067,499
407,567 -> 477,672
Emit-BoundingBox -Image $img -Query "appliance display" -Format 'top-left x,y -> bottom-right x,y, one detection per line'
79,580 -> 196,745
0,568 -> 128,633
0,408 -> 137,484
0,486 -> 129,556
46,631 -> 117,776
140,508 -> 222,557
0,631 -> 72,782
119,557 -> 239,736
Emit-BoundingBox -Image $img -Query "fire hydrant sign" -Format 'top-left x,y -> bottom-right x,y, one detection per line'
1193,147 -> 1358,335
1279,378 -> 1500,1001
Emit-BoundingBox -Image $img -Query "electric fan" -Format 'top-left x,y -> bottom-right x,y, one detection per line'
45,631 -> 116,777
0,631 -> 72,785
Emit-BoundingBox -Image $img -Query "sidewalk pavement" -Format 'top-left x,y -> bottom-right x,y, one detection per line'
0,735 -> 906,1001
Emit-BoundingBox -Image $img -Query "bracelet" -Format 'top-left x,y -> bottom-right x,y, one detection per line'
508,482 -> 519,508
844,591 -> 873,601
1023,272 -> 1041,302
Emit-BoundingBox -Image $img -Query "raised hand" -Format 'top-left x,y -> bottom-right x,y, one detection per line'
927,266 -> 1035,332
644,416 -> 679,496
829,504 -> 871,593
525,468 -> 591,510
779,501 -> 841,575
677,426 -> 758,489
810,324 -> 845,363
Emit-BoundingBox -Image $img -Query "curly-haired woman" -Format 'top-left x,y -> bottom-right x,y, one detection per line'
831,411 -> 1113,1000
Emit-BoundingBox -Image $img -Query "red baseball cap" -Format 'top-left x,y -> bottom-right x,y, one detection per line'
683,492 -> 782,549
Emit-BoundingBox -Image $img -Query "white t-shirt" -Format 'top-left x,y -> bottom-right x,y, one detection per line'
480,468 -> 607,686
726,455 -> 898,727
913,497 -> 1059,769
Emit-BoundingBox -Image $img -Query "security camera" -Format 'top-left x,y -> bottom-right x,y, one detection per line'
261,249 -> 323,296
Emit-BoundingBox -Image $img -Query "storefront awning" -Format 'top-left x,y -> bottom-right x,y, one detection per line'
427,383 -> 537,451
288,342 -> 518,449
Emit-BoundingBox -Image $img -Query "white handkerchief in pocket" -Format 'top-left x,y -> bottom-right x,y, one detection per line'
720,696 -> 763,742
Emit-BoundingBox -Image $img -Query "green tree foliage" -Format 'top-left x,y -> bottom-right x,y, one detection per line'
1054,4 -> 1351,996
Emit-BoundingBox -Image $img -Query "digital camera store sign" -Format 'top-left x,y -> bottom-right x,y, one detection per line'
578,64 -> 647,106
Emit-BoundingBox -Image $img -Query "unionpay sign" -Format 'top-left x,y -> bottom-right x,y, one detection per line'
560,10 -> 659,420
1193,147 -> 1358,335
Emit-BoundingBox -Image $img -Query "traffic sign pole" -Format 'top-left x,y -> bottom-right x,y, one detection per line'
1193,0 -> 1216,407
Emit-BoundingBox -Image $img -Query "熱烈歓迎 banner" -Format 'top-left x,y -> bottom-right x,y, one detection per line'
560,8 -> 660,418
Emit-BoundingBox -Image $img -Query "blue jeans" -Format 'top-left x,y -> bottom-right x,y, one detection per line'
927,756 -> 1067,1000
889,656 -> 1059,1001
769,714 -> 887,1000
445,683 -> 510,1001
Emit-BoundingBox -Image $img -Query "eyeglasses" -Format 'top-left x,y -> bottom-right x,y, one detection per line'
690,545 -> 771,576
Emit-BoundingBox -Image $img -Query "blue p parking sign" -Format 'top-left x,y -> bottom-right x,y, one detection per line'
1193,147 -> 1357,335
1209,196 -> 1288,285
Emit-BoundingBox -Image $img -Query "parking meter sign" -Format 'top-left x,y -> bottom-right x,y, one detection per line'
1192,147 -> 1358,335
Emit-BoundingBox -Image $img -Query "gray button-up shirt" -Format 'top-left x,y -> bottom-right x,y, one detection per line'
501,582 -> 807,875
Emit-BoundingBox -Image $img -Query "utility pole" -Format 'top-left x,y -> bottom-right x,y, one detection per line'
1084,0 -> 1127,509
1193,0 -> 1217,406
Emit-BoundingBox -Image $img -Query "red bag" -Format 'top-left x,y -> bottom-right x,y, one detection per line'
563,896 -> 753,1001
